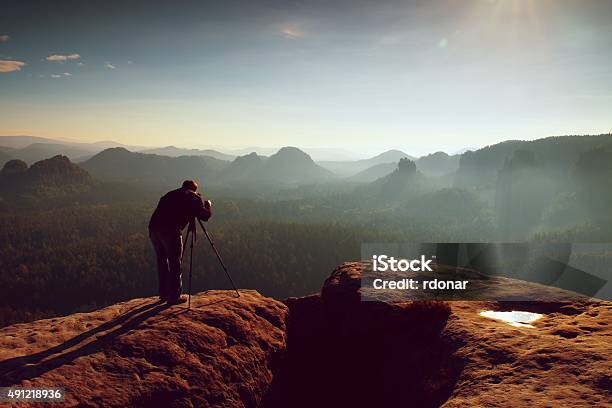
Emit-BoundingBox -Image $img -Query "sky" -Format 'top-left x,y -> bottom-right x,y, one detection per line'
1,0 -> 611,155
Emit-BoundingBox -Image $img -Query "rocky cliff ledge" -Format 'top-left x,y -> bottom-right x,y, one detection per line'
0,290 -> 287,407
0,262 -> 610,407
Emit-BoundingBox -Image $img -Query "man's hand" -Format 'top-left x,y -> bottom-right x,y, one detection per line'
200,199 -> 213,222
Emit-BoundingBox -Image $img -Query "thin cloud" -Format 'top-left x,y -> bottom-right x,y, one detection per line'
51,72 -> 72,78
104,62 -> 116,69
0,35 -> 9,43
46,53 -> 81,62
280,23 -> 305,39
0,60 -> 25,73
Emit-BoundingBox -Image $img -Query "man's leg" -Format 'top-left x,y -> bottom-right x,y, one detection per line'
162,231 -> 184,303
150,229 -> 170,301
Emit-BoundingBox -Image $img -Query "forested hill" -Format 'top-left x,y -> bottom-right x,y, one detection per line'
456,134 -> 612,187
1,135 -> 612,327
416,151 -> 459,176
245,146 -> 333,184
81,147 -> 229,186
221,152 -> 265,182
0,155 -> 94,199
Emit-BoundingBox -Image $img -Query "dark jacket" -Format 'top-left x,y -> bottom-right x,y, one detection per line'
149,188 -> 212,232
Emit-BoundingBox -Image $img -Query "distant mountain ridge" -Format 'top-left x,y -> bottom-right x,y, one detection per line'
348,151 -> 460,182
319,149 -> 416,177
139,146 -> 236,161
0,136 -> 60,149
10,143 -> 95,164
0,136 -> 148,165
225,147 -> 364,161
252,147 -> 334,184
220,147 -> 333,184
81,148 -> 228,187
80,146 -> 333,186
366,149 -> 418,163
4,134 -> 611,193
0,135 -> 146,151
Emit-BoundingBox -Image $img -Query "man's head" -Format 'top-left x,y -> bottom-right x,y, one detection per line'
182,179 -> 198,191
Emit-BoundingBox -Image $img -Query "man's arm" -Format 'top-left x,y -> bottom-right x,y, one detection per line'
193,193 -> 212,221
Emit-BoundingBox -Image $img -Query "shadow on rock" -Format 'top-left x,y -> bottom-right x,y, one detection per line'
0,300 -> 168,386
263,263 -> 464,408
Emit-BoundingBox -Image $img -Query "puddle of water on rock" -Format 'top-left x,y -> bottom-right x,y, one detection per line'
479,310 -> 543,328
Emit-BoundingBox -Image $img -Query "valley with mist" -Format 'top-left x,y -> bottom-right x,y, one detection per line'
1,133 -> 611,327
2,2 -> 611,405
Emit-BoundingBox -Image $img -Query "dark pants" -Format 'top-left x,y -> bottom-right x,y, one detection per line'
149,227 -> 183,302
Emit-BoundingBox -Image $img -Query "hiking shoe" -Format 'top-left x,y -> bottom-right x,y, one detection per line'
166,296 -> 188,305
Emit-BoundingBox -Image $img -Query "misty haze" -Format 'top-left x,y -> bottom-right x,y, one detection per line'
0,1 -> 611,407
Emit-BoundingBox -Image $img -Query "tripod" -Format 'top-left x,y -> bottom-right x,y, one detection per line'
182,218 -> 240,310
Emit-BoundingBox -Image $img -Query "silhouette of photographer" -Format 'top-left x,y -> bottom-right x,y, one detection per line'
149,180 -> 212,305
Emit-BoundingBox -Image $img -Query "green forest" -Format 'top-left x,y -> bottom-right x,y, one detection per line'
0,134 -> 611,327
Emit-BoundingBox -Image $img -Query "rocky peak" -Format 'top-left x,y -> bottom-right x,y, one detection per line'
27,155 -> 92,182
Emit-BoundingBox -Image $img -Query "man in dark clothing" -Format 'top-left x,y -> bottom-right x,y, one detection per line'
149,180 -> 212,305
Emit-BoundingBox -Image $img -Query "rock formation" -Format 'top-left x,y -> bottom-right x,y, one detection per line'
280,263 -> 610,408
0,291 -> 287,407
0,155 -> 94,199
0,263 -> 609,407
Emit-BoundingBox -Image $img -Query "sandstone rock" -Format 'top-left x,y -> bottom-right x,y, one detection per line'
444,300 -> 611,407
0,263 -> 609,408
0,290 -> 288,407
267,262 -> 457,408
273,262 -> 611,408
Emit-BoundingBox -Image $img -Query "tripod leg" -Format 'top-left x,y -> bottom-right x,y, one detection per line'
198,219 -> 240,297
181,228 -> 190,265
188,225 -> 194,310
